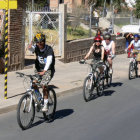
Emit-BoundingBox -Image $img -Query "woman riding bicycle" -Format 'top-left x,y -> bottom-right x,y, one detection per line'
127,34 -> 140,76
102,33 -> 116,74
84,37 -> 105,73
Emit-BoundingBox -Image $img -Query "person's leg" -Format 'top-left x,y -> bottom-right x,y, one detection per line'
138,62 -> 140,75
107,57 -> 113,74
41,70 -> 52,112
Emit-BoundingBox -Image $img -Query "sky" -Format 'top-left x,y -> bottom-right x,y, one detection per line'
125,0 -> 136,7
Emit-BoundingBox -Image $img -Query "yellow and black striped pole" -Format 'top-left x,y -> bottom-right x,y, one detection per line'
4,9 -> 8,99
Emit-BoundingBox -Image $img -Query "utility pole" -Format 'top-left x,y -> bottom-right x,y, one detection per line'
32,0 -> 34,11
89,3 -> 96,37
89,5 -> 93,37
103,0 -> 106,17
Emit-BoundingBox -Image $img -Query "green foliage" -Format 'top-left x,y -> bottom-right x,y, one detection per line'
134,0 -> 140,18
88,0 -> 126,10
67,26 -> 95,40
34,0 -> 48,6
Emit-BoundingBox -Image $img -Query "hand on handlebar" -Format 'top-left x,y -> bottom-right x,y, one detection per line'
38,71 -> 46,76
111,54 -> 116,59
99,60 -> 103,63
79,59 -> 86,64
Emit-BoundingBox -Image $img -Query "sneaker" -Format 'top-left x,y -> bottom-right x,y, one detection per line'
109,69 -> 113,74
42,104 -> 48,112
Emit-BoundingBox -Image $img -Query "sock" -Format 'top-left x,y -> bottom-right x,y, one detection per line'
44,99 -> 48,105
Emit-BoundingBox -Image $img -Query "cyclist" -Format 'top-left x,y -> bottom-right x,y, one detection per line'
102,33 -> 116,74
127,34 -> 140,75
28,33 -> 55,112
84,37 -> 105,73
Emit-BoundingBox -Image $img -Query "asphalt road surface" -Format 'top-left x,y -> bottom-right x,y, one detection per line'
0,78 -> 140,140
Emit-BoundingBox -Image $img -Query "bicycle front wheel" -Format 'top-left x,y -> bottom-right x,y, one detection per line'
129,62 -> 135,80
83,76 -> 95,102
43,88 -> 57,122
17,93 -> 35,130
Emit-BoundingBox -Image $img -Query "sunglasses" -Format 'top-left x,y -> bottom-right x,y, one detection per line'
95,40 -> 101,43
37,41 -> 44,44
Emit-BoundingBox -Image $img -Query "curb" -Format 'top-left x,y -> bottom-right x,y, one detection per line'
0,86 -> 83,115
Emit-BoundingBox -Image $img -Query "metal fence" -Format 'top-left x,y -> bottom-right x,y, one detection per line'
25,11 -> 62,57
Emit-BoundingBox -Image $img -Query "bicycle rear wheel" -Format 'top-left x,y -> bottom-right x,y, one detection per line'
129,62 -> 135,80
83,76 -> 95,102
17,93 -> 35,130
43,88 -> 57,122
107,73 -> 112,87
135,62 -> 138,78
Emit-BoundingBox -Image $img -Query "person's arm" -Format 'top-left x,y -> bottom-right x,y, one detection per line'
101,46 -> 104,61
112,41 -> 115,55
128,42 -> 133,50
38,55 -> 53,76
28,41 -> 36,53
84,45 -> 94,60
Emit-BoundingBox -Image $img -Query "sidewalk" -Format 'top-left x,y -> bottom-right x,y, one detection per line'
0,54 -> 129,114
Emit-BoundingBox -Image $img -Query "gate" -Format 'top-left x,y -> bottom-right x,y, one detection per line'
25,11 -> 62,57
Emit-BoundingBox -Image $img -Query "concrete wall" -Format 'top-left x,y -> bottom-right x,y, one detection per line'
64,36 -> 126,63
64,38 -> 93,62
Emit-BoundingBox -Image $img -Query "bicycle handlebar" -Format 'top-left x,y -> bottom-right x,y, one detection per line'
16,72 -> 40,80
79,60 -> 103,66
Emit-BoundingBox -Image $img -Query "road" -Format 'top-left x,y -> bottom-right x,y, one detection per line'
0,78 -> 140,140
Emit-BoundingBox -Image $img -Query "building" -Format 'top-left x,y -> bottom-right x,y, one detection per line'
50,0 -> 88,11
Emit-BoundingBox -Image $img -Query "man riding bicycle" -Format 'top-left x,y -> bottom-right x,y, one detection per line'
84,37 -> 105,73
28,33 -> 55,112
127,34 -> 140,76
102,33 -> 116,74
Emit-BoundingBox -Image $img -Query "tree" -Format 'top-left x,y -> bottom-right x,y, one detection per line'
88,0 -> 126,9
135,0 -> 140,18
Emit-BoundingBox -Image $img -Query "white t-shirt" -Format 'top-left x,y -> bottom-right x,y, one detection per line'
102,40 -> 114,54
131,40 -> 140,50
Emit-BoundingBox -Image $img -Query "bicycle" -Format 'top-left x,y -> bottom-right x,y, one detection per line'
128,51 -> 140,80
16,72 -> 57,130
80,60 -> 104,102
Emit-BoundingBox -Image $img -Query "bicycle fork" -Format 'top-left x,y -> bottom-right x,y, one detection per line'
87,73 -> 94,90
24,90 -> 33,113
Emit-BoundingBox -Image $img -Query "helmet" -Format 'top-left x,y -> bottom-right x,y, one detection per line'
34,33 -> 45,43
134,34 -> 139,38
94,37 -> 102,42
104,33 -> 111,40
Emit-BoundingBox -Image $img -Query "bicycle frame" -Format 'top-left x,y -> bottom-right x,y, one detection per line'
16,72 -> 42,112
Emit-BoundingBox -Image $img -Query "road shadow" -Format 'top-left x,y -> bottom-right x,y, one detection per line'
103,90 -> 115,96
111,82 -> 123,87
54,109 -> 74,120
28,109 -> 74,130
48,85 -> 59,89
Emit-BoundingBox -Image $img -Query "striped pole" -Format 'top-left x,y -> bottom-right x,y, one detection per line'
4,9 -> 8,99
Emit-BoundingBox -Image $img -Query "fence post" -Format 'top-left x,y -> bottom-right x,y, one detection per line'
59,4 -> 67,59
59,11 -> 63,56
